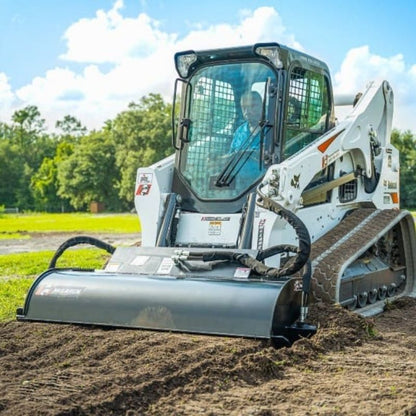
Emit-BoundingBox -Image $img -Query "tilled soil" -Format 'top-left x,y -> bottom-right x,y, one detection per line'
1,297 -> 415,415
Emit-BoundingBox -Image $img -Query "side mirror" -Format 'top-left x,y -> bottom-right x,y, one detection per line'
172,78 -> 192,150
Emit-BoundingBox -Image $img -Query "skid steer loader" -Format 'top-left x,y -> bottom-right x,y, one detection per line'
17,42 -> 416,347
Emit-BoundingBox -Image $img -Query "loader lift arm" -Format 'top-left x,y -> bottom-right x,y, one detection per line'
261,80 -> 394,211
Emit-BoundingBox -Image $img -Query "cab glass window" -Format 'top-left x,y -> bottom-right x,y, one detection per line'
179,62 -> 276,200
283,67 -> 331,159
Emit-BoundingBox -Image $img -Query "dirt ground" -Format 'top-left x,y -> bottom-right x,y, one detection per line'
0,232 -> 140,254
0,299 -> 415,415
1,235 -> 416,415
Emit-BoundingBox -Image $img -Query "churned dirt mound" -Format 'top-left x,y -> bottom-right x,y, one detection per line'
1,298 -> 415,415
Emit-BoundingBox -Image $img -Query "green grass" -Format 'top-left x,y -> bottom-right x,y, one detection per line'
0,212 -> 141,234
0,277 -> 33,321
0,248 -> 111,321
0,212 -> 140,322
0,248 -> 111,278
0,233 -> 30,240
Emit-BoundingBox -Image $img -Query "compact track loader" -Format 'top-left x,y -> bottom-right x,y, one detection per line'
18,43 -> 416,346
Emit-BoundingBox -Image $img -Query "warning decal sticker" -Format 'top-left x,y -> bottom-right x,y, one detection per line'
136,183 -> 152,196
208,221 -> 222,236
136,173 -> 153,196
131,256 -> 150,266
234,267 -> 251,279
105,263 -> 120,272
156,257 -> 174,275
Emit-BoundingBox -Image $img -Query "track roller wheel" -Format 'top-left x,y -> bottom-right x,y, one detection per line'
387,283 -> 397,297
357,292 -> 368,308
368,289 -> 378,304
378,285 -> 387,300
347,296 -> 357,311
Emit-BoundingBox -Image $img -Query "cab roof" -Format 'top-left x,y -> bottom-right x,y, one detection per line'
175,42 -> 330,78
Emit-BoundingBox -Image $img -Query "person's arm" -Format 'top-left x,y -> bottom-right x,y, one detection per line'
230,123 -> 245,152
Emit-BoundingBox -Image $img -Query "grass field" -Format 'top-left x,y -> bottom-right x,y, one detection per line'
0,212 -> 141,237
0,213 -> 139,321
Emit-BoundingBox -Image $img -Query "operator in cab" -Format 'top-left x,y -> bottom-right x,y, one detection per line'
230,91 -> 263,152
221,90 -> 264,188
210,89 -> 267,191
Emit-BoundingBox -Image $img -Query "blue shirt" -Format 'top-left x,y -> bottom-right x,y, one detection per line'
230,122 -> 260,152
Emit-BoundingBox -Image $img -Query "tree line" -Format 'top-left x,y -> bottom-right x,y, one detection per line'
0,95 -> 415,212
0,94 -> 172,212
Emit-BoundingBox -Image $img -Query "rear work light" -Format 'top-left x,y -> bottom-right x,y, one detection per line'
254,43 -> 283,68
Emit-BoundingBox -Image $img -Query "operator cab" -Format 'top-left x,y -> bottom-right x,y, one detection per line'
172,43 -> 335,214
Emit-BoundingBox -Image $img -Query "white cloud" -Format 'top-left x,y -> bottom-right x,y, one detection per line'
333,46 -> 416,130
176,7 -> 302,51
60,0 -> 177,64
334,46 -> 405,93
0,73 -> 16,122
9,4 -> 299,131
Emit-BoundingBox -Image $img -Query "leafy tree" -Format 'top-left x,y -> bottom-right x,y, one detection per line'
0,140 -> 21,207
109,93 -> 173,203
391,129 -> 416,209
55,115 -> 87,141
57,131 -> 121,211
0,122 -> 13,141
12,105 -> 45,134
30,116 -> 87,211
11,105 -> 47,163
0,106 -> 57,210
31,142 -> 74,212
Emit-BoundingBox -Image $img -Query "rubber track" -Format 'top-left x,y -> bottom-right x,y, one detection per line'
309,208 -> 402,303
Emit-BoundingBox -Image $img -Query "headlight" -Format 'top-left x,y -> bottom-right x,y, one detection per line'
175,51 -> 197,78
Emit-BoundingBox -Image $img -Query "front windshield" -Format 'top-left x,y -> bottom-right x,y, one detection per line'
179,62 -> 277,200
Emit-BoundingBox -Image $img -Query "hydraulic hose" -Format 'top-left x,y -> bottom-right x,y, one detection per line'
48,235 -> 116,269
176,187 -> 311,281
255,186 -> 311,277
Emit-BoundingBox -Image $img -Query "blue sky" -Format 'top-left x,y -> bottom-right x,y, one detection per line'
0,0 -> 415,131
